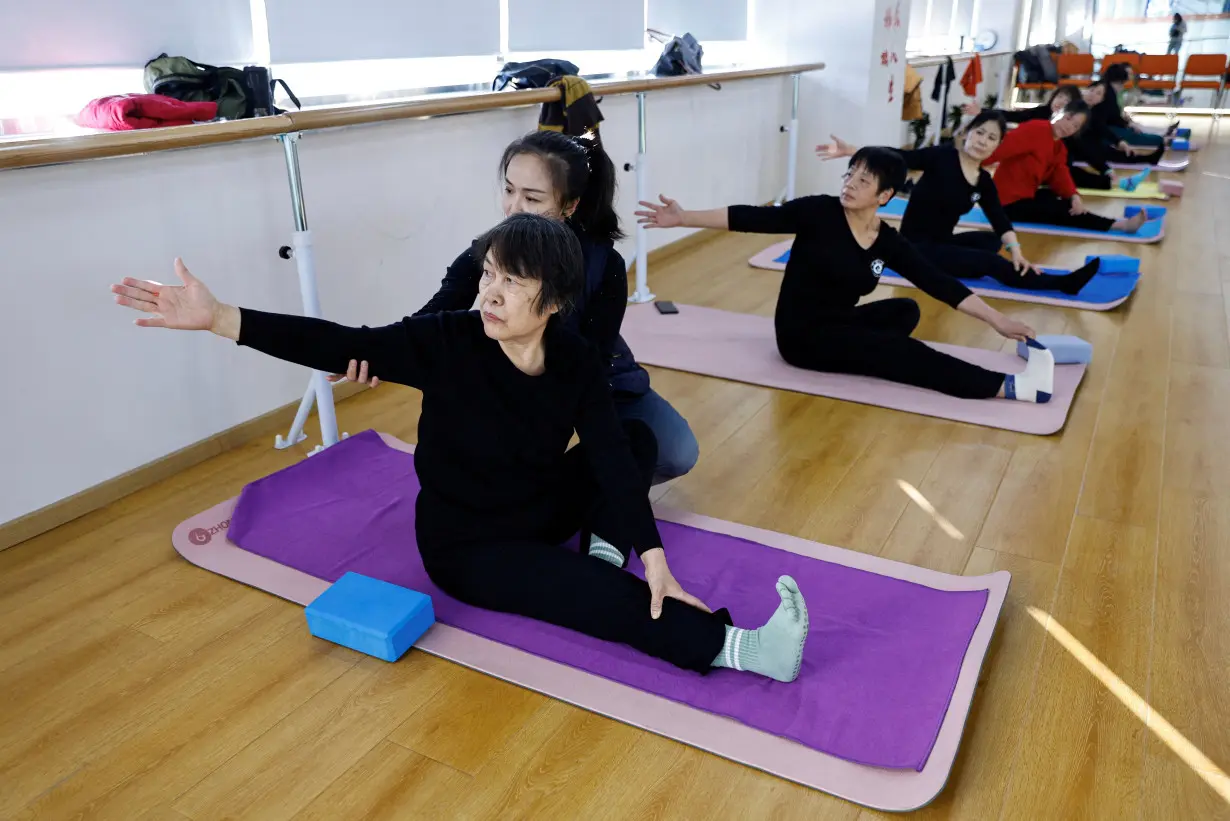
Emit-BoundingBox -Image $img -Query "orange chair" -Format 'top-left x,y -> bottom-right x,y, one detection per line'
1014,55 -> 1056,96
1178,53 -> 1228,109
1136,54 -> 1180,104
1056,53 -> 1095,85
1101,52 -> 1140,86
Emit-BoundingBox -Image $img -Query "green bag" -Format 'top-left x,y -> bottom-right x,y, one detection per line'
143,54 -> 300,121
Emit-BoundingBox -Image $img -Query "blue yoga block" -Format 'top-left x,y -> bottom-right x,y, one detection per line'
1124,205 -> 1166,220
1171,138 -> 1191,151
1089,254 -> 1140,274
305,572 -> 435,662
1177,127 -> 1191,138
1018,334 -> 1092,365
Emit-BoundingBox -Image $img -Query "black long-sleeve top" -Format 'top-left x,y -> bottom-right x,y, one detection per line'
1067,101 -> 1124,175
894,146 -> 1014,241
1094,93 -> 1129,129
235,307 -> 663,552
728,195 -> 973,340
414,224 -> 650,396
989,104 -> 1052,124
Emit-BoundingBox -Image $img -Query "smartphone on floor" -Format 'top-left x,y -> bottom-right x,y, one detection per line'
655,301 -> 679,314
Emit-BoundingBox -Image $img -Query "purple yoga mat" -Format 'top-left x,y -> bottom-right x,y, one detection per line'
228,430 -> 990,772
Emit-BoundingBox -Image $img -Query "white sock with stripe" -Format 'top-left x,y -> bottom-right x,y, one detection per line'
588,534 -> 625,566
711,576 -> 809,682
1003,339 -> 1055,403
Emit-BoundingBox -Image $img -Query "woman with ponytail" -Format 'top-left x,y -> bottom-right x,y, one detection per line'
336,130 -> 699,487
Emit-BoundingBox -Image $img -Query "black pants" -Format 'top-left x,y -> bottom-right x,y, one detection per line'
914,233 -> 1092,292
1004,191 -> 1117,232
1069,165 -> 1112,190
1106,143 -> 1165,166
417,420 -> 730,674
777,299 -> 1006,399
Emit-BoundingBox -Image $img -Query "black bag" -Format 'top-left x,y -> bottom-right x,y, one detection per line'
144,54 -> 300,120
651,31 -> 704,77
492,59 -> 580,91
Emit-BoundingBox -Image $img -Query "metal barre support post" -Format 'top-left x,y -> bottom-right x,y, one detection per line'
775,73 -> 802,206
787,73 -> 801,202
274,132 -> 344,454
629,91 -> 655,304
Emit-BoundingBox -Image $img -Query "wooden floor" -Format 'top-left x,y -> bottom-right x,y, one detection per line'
4,117 -> 1229,820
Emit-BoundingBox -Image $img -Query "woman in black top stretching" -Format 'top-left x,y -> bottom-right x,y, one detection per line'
331,131 -> 700,487
816,111 -> 1102,296
108,214 -> 809,682
636,149 -> 1056,403
962,84 -> 1079,124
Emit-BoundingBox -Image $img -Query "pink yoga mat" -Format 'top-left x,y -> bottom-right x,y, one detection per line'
620,303 -> 1086,435
746,240 -> 1130,311
172,431 -> 1009,812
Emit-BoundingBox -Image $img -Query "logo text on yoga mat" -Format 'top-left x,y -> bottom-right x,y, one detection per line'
189,519 -> 231,545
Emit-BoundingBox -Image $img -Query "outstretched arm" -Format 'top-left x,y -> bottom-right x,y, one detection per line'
816,134 -> 937,171
885,235 -> 1035,340
111,259 -> 439,389
635,195 -> 729,230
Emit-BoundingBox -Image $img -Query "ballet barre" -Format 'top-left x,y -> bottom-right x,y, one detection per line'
1,61 -> 824,453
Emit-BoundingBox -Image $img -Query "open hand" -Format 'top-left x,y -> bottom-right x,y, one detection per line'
110,258 -> 220,331
962,101 -> 981,117
814,134 -> 856,161
1010,249 -> 1037,276
635,195 -> 684,229
326,359 -> 381,388
1069,195 -> 1088,215
642,548 -> 711,619
991,313 -> 1035,342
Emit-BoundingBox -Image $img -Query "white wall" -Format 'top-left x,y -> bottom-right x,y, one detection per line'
0,78 -> 794,525
754,0 -> 912,196
976,0 -> 1025,51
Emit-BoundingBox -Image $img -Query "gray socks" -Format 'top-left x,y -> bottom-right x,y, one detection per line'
588,534 -> 624,566
712,576 -> 809,682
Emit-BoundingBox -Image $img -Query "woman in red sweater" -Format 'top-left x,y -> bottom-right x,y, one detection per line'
983,99 -> 1148,234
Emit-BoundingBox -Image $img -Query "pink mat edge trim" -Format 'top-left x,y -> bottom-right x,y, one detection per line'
622,303 -> 1086,436
170,434 -> 1009,813
746,241 -> 1128,311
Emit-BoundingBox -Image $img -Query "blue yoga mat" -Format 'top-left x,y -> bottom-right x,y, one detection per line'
769,250 -> 1140,306
875,197 -> 1165,241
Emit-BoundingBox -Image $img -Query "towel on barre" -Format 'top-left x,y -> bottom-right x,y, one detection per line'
75,94 -> 218,131
539,75 -> 604,138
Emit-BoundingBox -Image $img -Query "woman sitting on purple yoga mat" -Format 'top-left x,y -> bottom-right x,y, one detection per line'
815,112 -> 1103,296
635,148 -> 1056,402
328,131 -> 699,492
108,213 -> 809,682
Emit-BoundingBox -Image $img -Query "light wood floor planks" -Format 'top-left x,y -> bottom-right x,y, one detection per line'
3,117 -> 1229,819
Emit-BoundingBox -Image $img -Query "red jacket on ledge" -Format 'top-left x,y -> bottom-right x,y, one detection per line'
76,94 -> 218,131
982,119 -> 1077,206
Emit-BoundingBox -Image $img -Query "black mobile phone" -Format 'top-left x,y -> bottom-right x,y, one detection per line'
655,301 -> 679,314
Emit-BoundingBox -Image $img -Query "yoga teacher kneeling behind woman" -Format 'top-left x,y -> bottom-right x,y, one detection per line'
108,213 -> 808,681
332,131 -> 699,487
636,148 -> 1056,403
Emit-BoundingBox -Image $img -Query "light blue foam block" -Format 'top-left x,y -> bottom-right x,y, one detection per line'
1089,254 -> 1140,274
1124,204 -> 1167,220
305,571 -> 435,662
1017,334 -> 1092,364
